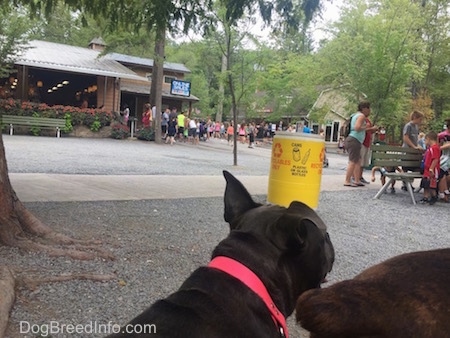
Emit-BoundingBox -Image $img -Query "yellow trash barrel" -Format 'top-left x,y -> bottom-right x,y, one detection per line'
267,132 -> 325,209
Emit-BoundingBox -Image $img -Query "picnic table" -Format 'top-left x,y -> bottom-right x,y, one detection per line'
371,144 -> 423,205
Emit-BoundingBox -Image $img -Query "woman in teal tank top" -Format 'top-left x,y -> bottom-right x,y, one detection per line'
344,102 -> 371,187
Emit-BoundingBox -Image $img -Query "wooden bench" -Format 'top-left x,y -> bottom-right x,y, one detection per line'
0,114 -> 66,138
371,144 -> 423,204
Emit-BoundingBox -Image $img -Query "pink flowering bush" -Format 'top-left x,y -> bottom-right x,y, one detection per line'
0,99 -> 113,130
110,122 -> 130,139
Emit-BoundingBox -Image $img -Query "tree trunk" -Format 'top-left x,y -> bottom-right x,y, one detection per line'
150,24 -> 166,144
0,133 -> 113,260
224,26 -> 238,166
216,53 -> 227,123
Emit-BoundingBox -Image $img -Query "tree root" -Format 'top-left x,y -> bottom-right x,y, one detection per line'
0,210 -> 115,261
0,266 -> 117,337
12,235 -> 115,261
20,272 -> 117,290
15,201 -> 104,247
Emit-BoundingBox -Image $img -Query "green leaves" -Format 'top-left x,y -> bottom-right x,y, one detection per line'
316,0 -> 427,125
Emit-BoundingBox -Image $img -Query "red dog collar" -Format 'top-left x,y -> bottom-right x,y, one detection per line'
208,256 -> 288,338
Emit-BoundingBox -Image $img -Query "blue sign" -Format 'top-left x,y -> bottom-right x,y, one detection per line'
170,79 -> 191,97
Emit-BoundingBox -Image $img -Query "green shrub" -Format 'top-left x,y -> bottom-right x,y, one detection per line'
110,123 -> 130,139
137,127 -> 155,141
90,117 -> 101,132
30,112 -> 41,136
64,113 -> 73,133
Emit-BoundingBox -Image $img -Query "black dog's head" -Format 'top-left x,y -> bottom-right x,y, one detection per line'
216,171 -> 334,315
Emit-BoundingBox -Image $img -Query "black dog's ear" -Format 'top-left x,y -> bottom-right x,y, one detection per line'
269,205 -> 327,252
269,214 -> 315,251
287,201 -> 327,231
223,170 -> 258,229
288,202 -> 334,271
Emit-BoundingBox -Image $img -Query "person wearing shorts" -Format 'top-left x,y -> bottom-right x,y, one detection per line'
344,101 -> 371,187
176,111 -> 185,141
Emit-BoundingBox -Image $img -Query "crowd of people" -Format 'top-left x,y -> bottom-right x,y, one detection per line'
344,101 -> 450,205
137,106 -> 306,148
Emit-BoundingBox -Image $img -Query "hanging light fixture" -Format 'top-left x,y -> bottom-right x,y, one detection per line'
52,86 -> 58,90
57,83 -> 63,88
62,80 -> 69,85
37,81 -> 43,87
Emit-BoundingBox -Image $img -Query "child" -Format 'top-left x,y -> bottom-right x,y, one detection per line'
419,131 -> 440,205
338,136 -> 346,154
371,166 -> 400,193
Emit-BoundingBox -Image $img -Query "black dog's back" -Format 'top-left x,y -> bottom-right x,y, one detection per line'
112,267 -> 277,337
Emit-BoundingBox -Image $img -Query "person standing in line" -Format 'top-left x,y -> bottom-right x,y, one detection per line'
220,122 -> 226,139
166,116 -> 177,145
401,110 -> 424,191
270,122 -> 276,138
142,103 -> 151,128
238,123 -> 247,144
227,122 -> 234,146
161,108 -> 170,139
344,101 -> 371,187
177,111 -> 186,141
169,107 -> 178,120
214,121 -> 221,138
151,105 -> 157,123
248,122 -> 256,148
188,117 -> 198,144
358,112 -> 378,184
122,104 -> 130,125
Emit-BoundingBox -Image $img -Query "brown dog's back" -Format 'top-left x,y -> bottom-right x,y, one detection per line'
296,248 -> 450,338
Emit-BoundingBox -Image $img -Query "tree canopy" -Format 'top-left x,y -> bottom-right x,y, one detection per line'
2,0 -> 450,136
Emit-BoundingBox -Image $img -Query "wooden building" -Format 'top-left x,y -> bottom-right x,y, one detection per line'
0,38 -> 199,123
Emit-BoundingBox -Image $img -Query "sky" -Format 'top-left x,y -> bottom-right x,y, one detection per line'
312,0 -> 343,41
245,0 -> 343,48
175,0 -> 343,47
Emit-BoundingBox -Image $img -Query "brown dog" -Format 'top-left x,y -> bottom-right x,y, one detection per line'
296,248 -> 450,338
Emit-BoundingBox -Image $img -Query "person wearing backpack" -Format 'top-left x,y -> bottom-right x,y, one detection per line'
344,101 -> 372,187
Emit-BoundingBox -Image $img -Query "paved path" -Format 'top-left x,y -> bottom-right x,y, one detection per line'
4,135 -> 387,202
9,173 -> 382,202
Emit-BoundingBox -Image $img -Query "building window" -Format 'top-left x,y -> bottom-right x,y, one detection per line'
164,76 -> 176,84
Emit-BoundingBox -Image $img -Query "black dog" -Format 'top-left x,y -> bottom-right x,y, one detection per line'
107,170 -> 334,337
296,248 -> 450,338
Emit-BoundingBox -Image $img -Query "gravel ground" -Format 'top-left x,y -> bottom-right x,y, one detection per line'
1,136 -> 449,337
